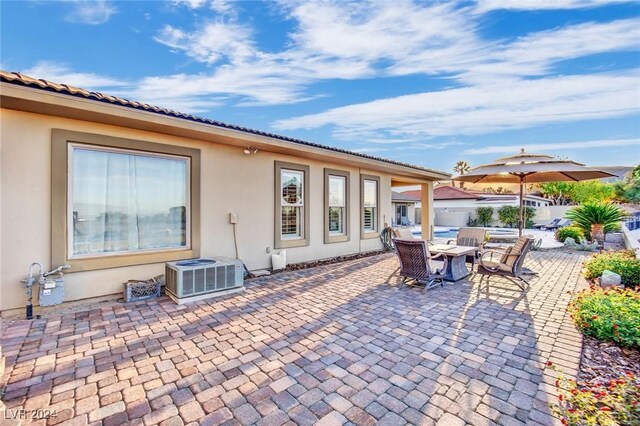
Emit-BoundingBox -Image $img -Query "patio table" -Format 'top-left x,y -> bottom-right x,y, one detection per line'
428,244 -> 479,281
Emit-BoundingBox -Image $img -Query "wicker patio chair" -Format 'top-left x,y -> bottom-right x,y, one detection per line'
447,227 -> 487,270
393,228 -> 416,240
477,235 -> 534,290
394,238 -> 448,290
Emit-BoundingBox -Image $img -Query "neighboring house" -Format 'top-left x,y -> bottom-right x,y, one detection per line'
0,71 -> 449,311
391,191 -> 420,226
403,187 -> 551,227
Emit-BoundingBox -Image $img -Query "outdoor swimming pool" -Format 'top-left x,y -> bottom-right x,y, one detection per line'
412,228 -> 459,239
412,227 -> 519,240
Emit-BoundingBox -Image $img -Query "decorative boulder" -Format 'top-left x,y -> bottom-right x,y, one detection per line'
600,270 -> 622,288
605,233 -> 624,244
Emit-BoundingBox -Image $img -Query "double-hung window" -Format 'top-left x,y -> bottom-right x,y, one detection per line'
52,130 -> 201,271
361,175 -> 380,238
324,169 -> 350,243
275,161 -> 310,248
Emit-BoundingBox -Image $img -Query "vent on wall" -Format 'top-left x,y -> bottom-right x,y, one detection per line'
165,257 -> 244,303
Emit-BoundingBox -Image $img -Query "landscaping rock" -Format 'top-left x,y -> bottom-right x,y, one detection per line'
604,232 -> 625,244
599,270 -> 622,287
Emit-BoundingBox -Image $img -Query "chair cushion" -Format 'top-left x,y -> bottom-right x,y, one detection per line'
504,237 -> 528,268
499,246 -> 512,264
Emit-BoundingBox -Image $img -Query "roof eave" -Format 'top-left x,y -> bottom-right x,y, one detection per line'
0,79 -> 451,182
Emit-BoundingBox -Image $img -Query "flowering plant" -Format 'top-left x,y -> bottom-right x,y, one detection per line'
549,363 -> 639,425
567,286 -> 640,348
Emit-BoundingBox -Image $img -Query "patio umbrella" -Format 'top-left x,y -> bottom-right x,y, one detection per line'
452,149 -> 615,236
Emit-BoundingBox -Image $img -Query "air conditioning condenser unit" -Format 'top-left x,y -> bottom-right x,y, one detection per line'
165,257 -> 244,304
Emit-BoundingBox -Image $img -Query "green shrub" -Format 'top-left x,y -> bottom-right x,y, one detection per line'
583,250 -> 640,288
565,202 -> 628,235
550,363 -> 639,426
476,207 -> 494,227
567,286 -> 640,348
497,205 -> 535,228
555,226 -> 587,243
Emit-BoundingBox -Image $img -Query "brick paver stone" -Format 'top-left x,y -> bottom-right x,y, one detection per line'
0,251 -> 587,425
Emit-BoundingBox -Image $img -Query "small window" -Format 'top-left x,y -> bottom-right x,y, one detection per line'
361,175 -> 380,238
324,169 -> 350,243
275,161 -> 310,248
281,169 -> 304,240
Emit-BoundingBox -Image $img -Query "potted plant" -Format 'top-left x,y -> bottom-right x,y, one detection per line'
565,202 -> 628,244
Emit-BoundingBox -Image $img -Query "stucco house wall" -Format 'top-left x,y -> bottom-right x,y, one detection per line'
0,109 -> 400,311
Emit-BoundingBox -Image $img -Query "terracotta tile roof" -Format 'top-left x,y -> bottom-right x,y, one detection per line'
400,190 -> 422,199
0,70 -> 451,179
433,186 -> 482,200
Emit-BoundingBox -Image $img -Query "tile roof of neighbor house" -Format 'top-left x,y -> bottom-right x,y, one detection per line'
392,191 -> 420,202
0,70 -> 451,179
400,190 -> 422,200
433,186 -> 482,200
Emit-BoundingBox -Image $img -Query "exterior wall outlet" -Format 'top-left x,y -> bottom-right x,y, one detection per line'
229,213 -> 238,224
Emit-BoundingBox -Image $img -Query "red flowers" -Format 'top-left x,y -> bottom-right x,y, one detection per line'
547,361 -> 553,367
592,314 -> 599,320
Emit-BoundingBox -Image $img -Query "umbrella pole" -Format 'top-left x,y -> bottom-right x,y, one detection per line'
519,177 -> 524,236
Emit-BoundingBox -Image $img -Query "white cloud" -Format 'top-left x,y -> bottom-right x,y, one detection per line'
273,71 -> 640,139
474,0 -> 634,14
66,0 -> 116,25
463,138 -> 640,155
146,1 -> 640,109
155,20 -> 255,64
23,62 -> 127,89
173,0 -> 209,9
467,18 -> 640,80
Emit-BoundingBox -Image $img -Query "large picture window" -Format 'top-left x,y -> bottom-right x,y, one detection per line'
275,161 -> 310,248
52,130 -> 201,271
70,146 -> 189,257
361,175 -> 380,238
324,168 -> 350,244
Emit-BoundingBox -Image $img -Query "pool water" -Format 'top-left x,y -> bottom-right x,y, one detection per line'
434,230 -> 459,238
412,228 -> 459,239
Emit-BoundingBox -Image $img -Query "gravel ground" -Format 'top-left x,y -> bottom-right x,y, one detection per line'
579,336 -> 640,384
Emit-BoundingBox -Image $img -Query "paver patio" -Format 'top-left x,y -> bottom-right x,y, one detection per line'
1,250 -> 589,426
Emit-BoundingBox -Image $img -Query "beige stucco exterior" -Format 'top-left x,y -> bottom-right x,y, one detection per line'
0,82 -> 448,312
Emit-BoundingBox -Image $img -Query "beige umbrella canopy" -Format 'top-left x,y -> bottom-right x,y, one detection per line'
453,149 -> 615,235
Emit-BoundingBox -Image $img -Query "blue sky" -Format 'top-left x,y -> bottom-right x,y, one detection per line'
2,0 -> 639,173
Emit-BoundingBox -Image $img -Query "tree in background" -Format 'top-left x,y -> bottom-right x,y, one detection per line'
453,161 -> 471,189
476,207 -> 494,227
539,181 -> 616,205
538,182 -> 575,205
571,180 -> 615,204
498,206 -> 536,228
482,187 -> 514,194
614,165 -> 640,204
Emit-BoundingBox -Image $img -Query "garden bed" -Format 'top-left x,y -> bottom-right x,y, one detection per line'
579,335 -> 640,385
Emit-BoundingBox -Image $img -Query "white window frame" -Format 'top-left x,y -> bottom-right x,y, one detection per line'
361,175 -> 380,239
324,168 -> 350,244
280,168 -> 305,241
275,161 -> 310,249
67,143 -> 192,259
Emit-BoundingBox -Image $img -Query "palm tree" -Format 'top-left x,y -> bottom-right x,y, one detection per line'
453,161 -> 471,188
